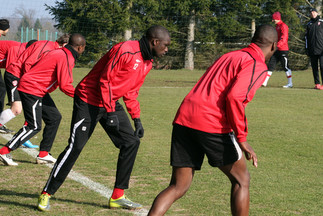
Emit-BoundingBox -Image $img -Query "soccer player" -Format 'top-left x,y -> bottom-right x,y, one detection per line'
0,40 -> 21,133
148,24 -> 278,216
0,34 -> 70,134
263,12 -> 293,88
305,8 -> 323,89
0,33 -> 86,166
37,25 -> 171,212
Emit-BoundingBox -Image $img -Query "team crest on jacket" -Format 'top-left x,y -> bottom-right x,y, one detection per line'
12,80 -> 18,86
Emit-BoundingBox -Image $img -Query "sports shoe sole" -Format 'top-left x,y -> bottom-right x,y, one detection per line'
36,159 -> 56,164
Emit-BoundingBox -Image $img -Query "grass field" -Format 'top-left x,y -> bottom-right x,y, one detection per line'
1,68 -> 323,216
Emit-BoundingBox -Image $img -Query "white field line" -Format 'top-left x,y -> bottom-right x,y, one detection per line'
0,133 -> 148,216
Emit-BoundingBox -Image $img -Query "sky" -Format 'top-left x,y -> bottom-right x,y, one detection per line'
1,0 -> 59,18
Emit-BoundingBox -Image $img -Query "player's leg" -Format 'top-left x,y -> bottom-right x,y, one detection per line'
36,93 -> 62,163
0,70 -> 14,133
219,157 -> 250,216
0,91 -> 42,165
100,101 -> 142,209
310,55 -> 320,88
280,51 -> 293,88
41,95 -> 101,196
148,167 -> 195,216
318,54 -> 323,88
38,96 -> 102,211
0,71 -> 20,126
149,124 -> 203,215
263,51 -> 277,86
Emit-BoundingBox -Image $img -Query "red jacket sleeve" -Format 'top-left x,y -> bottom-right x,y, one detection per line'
225,60 -> 267,143
123,82 -> 142,119
56,52 -> 75,97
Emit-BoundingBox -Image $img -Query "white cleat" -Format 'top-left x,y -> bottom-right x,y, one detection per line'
283,83 -> 293,88
36,154 -> 57,164
0,153 -> 18,166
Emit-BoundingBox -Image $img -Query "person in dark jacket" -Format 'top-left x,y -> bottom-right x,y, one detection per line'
37,25 -> 170,212
305,8 -> 323,89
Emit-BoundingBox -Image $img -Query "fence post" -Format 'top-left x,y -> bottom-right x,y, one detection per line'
21,27 -> 24,43
31,28 -> 34,40
45,30 -> 48,40
26,27 -> 29,42
55,32 -> 58,41
37,29 -> 40,40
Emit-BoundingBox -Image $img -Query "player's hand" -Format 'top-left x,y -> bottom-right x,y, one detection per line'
239,141 -> 258,168
134,118 -> 144,138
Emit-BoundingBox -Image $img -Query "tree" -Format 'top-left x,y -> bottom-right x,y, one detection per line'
34,18 -> 42,30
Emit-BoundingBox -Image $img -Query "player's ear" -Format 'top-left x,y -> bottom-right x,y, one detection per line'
271,42 -> 277,52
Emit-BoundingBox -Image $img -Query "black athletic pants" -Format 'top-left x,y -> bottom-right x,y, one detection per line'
43,95 -> 140,195
0,70 -> 7,113
6,91 -> 62,152
267,50 -> 291,72
309,54 -> 323,84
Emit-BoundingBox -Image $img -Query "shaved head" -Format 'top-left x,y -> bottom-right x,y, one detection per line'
146,25 -> 170,41
68,33 -> 86,47
251,24 -> 278,48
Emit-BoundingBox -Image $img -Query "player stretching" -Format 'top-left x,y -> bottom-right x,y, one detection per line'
148,24 -> 278,216
37,25 -> 171,212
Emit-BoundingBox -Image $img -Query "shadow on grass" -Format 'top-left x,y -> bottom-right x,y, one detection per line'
0,190 -> 108,209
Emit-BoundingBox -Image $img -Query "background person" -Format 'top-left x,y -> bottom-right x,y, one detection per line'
263,11 -> 293,88
148,24 -> 278,216
305,8 -> 323,89
37,25 -> 171,212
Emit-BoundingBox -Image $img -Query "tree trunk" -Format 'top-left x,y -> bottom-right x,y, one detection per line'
124,0 -> 133,41
317,0 -> 322,15
184,11 -> 195,70
124,29 -> 132,41
251,19 -> 256,38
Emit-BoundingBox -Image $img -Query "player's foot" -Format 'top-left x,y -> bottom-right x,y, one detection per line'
36,154 -> 56,164
0,153 -> 18,166
0,125 -> 14,134
37,193 -> 51,211
314,84 -> 321,89
108,195 -> 142,210
283,83 -> 293,88
22,140 -> 39,148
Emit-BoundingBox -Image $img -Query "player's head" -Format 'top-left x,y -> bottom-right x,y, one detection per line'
0,19 -> 10,36
272,11 -> 281,24
26,40 -> 37,49
68,33 -> 86,55
310,8 -> 318,19
146,25 -> 171,58
251,24 -> 278,60
56,33 -> 71,48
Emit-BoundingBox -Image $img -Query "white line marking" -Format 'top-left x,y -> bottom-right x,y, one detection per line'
0,133 -> 148,215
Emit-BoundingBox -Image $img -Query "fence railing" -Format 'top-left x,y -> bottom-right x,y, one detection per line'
20,27 -> 58,42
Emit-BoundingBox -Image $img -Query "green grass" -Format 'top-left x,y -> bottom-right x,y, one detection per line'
1,68 -> 323,215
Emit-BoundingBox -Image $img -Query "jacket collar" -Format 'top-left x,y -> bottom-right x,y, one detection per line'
64,44 -> 80,61
139,36 -> 153,61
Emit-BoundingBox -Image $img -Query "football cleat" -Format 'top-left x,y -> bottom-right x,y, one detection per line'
283,83 -> 293,88
36,154 -> 56,164
37,193 -> 51,211
0,153 -> 18,166
108,195 -> 142,210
